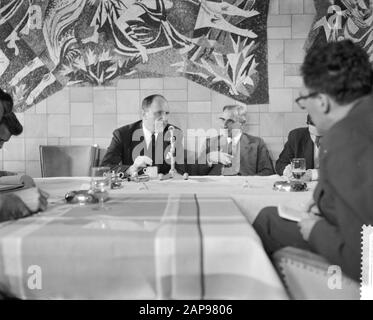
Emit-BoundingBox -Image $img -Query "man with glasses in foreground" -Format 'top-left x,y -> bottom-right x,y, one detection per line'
197,105 -> 274,176
253,40 -> 373,281
101,94 -> 186,177
276,115 -> 323,181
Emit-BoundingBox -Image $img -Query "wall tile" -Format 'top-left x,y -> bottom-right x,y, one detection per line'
94,89 -> 116,114
188,102 -> 211,113
70,138 -> 94,146
140,78 -> 163,90
47,89 -> 69,114
188,113 -> 212,131
116,90 -> 140,113
188,81 -> 211,101
117,78 -> 140,89
268,27 -> 291,40
3,161 -> 25,174
268,64 -> 284,88
284,113 -> 308,135
260,113 -> 284,137
292,15 -> 315,39
269,89 -> 293,112
268,40 -> 284,63
269,0 -> 279,14
163,90 -> 187,101
280,0 -> 304,14
304,0 -> 316,14
71,103 -> 93,126
25,138 -> 47,161
284,76 -> 303,88
71,126 -> 93,138
169,101 -> 187,113
94,114 -> 117,138
262,137 -> 284,162
268,15 -> 291,27
117,114 -> 140,128
285,39 -> 306,63
70,87 -> 93,102
211,91 -> 237,112
164,77 -> 187,89
35,100 -> 47,114
26,161 -> 41,178
48,115 -> 70,137
3,138 -> 25,161
24,114 -> 48,138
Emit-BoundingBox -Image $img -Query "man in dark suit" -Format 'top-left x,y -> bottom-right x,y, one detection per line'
276,115 -> 322,180
101,94 -> 186,176
197,105 -> 274,176
253,40 -> 373,281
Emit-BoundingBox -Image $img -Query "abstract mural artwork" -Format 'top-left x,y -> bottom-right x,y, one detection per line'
308,0 -> 373,60
0,0 -> 270,111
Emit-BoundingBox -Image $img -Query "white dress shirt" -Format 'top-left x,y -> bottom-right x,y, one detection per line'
142,124 -> 158,148
309,133 -> 320,180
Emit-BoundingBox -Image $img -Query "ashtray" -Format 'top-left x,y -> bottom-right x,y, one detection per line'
273,180 -> 308,192
65,190 -> 108,204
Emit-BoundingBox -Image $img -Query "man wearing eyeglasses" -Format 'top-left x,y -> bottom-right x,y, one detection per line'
276,115 -> 323,181
101,94 -> 186,176
196,105 -> 274,176
253,40 -> 373,281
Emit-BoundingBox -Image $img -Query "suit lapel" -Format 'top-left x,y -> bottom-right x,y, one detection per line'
304,132 -> 314,169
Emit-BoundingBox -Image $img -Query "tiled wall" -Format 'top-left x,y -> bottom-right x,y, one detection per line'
1,0 -> 316,178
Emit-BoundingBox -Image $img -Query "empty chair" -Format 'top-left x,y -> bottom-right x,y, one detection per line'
39,145 -> 99,177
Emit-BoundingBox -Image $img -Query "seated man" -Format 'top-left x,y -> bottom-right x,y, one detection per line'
276,115 -> 323,181
101,94 -> 186,176
253,40 -> 373,281
0,92 -> 48,223
197,105 -> 274,176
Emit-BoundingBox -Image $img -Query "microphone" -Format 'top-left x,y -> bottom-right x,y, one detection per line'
168,126 -> 176,176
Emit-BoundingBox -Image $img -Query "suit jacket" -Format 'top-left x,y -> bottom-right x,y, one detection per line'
275,127 -> 315,175
197,133 -> 274,176
101,120 -> 186,174
308,95 -> 373,281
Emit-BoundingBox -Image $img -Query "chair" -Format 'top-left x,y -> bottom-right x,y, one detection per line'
96,148 -> 107,166
273,247 -> 360,300
39,145 -> 99,177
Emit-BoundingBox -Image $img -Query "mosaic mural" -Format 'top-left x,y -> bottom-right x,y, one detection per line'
0,0 -> 269,111
308,0 -> 373,60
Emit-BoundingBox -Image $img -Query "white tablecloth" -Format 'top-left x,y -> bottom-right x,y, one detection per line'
0,176 -> 315,299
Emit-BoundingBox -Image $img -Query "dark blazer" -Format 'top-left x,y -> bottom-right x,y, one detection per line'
307,95 -> 373,280
101,120 -> 186,174
197,133 -> 274,176
275,127 -> 314,175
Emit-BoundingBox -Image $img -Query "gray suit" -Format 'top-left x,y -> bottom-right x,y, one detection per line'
197,133 -> 274,176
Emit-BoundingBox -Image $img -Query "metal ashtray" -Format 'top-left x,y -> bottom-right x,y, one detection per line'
65,190 -> 99,204
273,180 -> 308,192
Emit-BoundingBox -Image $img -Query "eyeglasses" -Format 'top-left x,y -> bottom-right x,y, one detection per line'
295,92 -> 319,110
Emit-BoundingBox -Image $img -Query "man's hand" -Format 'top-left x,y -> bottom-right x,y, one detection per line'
282,164 -> 292,179
0,188 -> 49,222
208,151 -> 233,166
298,213 -> 323,241
14,188 -> 49,213
127,156 -> 153,176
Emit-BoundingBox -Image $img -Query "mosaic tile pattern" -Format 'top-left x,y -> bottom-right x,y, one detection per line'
0,0 -> 270,111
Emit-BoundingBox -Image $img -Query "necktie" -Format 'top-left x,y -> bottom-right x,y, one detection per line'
315,136 -> 321,148
151,133 -> 156,164
226,138 -> 232,168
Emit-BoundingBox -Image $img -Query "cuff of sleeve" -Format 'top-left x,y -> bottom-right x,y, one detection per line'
311,169 -> 319,181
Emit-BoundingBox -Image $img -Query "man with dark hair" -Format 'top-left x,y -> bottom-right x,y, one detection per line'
253,40 -> 373,281
197,105 -> 274,176
275,114 -> 323,181
101,94 -> 186,176
0,91 -> 48,224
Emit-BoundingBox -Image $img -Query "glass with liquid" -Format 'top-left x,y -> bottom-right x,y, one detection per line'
91,166 -> 111,211
291,158 -> 306,180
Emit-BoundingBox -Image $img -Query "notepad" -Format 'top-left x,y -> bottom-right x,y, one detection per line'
278,204 -> 305,222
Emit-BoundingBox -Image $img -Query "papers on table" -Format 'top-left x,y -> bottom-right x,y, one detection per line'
278,204 -> 305,222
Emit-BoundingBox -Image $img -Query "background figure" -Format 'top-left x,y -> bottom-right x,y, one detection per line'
197,105 -> 274,176
276,115 -> 322,181
101,94 -> 186,176
0,89 -> 48,223
253,40 -> 373,281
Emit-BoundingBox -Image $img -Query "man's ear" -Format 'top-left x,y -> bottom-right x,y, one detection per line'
317,93 -> 330,114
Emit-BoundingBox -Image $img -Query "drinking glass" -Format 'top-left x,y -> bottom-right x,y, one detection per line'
291,158 -> 306,180
90,166 -> 111,211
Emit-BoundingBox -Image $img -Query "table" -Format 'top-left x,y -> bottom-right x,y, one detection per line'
0,176 -> 315,299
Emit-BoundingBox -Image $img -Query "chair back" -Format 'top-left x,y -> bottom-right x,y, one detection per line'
40,145 -> 99,177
